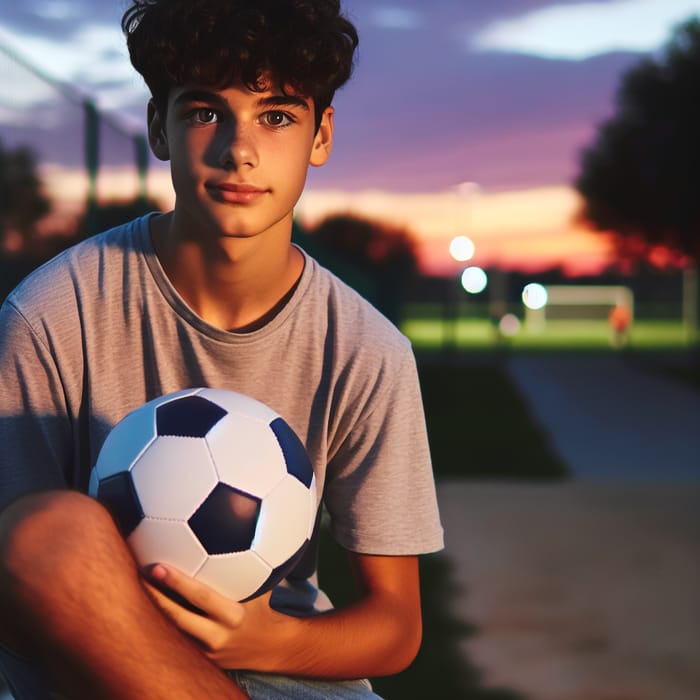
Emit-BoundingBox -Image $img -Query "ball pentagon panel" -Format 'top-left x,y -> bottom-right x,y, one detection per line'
269,418 -> 314,488
197,388 -> 279,424
156,395 -> 227,438
189,482 -> 261,554
94,471 -> 144,537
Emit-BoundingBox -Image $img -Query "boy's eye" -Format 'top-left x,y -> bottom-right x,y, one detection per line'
261,111 -> 293,128
189,108 -> 218,124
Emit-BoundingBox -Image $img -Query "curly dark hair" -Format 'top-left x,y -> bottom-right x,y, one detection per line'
122,0 -> 358,130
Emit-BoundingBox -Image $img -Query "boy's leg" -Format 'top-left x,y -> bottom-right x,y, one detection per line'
0,490 -> 247,700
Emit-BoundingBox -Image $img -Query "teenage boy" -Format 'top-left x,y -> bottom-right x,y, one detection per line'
0,1 -> 443,698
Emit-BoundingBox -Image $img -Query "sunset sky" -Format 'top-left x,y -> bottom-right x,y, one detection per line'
1,0 -> 699,274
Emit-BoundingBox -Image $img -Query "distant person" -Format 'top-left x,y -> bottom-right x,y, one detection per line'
0,1 -> 443,698
609,303 -> 632,348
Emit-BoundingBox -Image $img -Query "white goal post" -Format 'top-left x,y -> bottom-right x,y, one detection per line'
525,285 -> 634,329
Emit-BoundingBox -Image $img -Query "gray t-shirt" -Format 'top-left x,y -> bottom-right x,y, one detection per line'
1,214 -> 443,557
0,214 -> 443,696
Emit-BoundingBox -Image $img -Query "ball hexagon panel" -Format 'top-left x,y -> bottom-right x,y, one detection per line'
206,415 -> 287,498
195,549 -> 273,603
246,540 -> 310,601
156,395 -> 227,438
129,518 -> 208,576
188,483 -> 261,554
94,404 -> 157,480
131,436 -> 218,520
252,474 -> 315,565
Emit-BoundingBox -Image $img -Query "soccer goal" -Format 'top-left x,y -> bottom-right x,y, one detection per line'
524,285 -> 634,332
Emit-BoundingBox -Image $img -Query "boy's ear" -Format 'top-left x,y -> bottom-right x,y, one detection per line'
147,100 -> 170,161
309,107 -> 334,167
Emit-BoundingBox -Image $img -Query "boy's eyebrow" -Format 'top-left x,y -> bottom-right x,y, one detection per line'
257,95 -> 310,111
172,90 -> 310,112
173,89 -> 225,106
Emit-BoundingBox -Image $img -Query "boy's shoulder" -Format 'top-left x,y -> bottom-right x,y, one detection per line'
7,216 -> 149,306
4,216 -> 150,328
302,252 -> 413,359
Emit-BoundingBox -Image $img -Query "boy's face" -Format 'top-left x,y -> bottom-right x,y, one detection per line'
148,81 -> 333,242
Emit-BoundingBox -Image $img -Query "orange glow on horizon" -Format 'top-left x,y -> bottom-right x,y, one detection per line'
297,185 -> 616,277
39,164 -> 614,277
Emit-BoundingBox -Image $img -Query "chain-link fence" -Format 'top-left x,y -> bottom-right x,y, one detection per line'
0,39 -> 153,298
0,39 -> 149,249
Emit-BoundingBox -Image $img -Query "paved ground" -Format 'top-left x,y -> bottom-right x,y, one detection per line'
507,354 -> 700,481
439,481 -> 700,700
438,353 -> 700,700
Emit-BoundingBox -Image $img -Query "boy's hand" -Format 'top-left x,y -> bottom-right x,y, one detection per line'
144,564 -> 287,670
144,553 -> 422,679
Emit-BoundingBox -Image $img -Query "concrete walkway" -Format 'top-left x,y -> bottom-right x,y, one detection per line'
507,354 -> 700,481
439,481 -> 700,700
438,353 -> 700,700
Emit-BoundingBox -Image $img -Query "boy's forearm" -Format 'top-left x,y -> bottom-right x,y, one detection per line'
240,590 -> 422,680
146,551 -> 423,681
222,553 -> 423,679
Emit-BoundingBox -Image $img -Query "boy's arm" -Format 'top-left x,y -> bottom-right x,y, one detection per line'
145,551 -> 423,679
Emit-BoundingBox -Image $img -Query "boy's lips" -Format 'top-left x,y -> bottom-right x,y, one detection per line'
208,182 -> 268,204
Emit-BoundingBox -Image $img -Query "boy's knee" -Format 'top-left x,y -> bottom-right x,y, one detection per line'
0,490 -> 120,592
0,491 -> 124,652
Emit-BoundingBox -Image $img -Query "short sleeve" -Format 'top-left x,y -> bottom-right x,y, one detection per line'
0,300 -> 73,510
323,349 -> 444,555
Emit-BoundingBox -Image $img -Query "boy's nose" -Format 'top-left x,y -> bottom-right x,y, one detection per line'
218,125 -> 258,170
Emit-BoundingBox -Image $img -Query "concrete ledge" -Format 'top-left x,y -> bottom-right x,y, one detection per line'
438,480 -> 700,700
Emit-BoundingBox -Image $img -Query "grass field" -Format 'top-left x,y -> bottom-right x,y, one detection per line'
402,317 -> 697,351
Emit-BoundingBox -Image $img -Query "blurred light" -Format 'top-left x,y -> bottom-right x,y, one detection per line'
499,313 -> 521,337
449,235 -> 475,262
461,266 -> 488,294
522,283 -> 548,310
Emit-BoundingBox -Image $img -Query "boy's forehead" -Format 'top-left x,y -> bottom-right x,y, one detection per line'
169,80 -> 313,108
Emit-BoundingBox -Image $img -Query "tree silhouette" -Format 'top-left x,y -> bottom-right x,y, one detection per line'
575,17 -> 700,266
307,213 -> 419,324
0,139 -> 51,252
77,197 -> 164,239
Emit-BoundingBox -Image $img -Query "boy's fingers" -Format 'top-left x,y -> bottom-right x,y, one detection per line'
147,564 -> 245,626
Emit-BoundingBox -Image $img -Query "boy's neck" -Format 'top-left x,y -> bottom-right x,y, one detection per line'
149,212 -> 304,332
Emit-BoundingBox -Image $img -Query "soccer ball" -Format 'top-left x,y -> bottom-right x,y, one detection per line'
88,388 -> 317,602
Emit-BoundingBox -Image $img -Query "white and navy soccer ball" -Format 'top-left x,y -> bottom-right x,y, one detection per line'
88,388 -> 317,602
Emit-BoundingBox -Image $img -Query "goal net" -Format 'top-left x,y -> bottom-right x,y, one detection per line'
525,285 -> 634,329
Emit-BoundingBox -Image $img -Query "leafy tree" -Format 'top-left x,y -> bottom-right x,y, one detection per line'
305,213 -> 419,324
0,139 -> 51,252
575,17 -> 700,266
